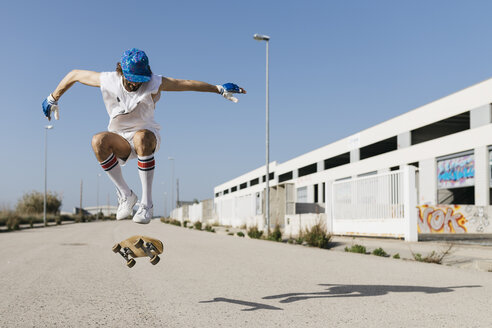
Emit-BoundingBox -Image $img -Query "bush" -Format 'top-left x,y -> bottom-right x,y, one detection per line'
393,253 -> 400,259
267,225 -> 282,242
372,247 -> 388,257
237,231 -> 245,237
304,223 -> 332,249
228,232 -> 234,236
194,221 -> 202,230
204,225 -> 215,233
411,244 -> 454,264
296,236 -> 304,245
6,214 -> 20,231
16,191 -> 62,215
161,218 -> 182,226
183,220 -> 189,228
345,244 -> 367,254
247,226 -> 263,239
170,219 -> 182,227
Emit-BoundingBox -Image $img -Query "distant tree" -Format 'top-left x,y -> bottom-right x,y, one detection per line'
16,191 -> 62,215
193,198 -> 199,204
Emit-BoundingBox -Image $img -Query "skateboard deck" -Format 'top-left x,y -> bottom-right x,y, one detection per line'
112,235 -> 164,268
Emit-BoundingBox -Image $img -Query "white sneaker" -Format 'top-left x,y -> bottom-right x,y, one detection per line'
132,203 -> 153,224
116,191 -> 138,220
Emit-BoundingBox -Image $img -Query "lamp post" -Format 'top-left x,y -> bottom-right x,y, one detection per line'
253,33 -> 271,233
164,192 -> 167,218
97,173 -> 101,218
168,157 -> 175,212
43,125 -> 53,226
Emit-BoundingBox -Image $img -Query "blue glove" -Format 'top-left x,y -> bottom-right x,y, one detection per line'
42,94 -> 59,120
216,83 -> 246,103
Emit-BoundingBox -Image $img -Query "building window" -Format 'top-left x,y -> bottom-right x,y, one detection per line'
324,152 -> 350,170
412,112 -> 470,145
240,182 -> 247,190
314,184 -> 319,203
223,189 -> 229,195
298,163 -> 317,177
297,186 -> 307,203
262,172 -> 275,182
250,178 -> 259,186
437,151 -> 475,205
279,171 -> 293,183
360,136 -> 397,160
231,186 -> 237,193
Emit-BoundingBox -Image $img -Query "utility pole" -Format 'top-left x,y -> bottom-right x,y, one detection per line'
164,192 -> 167,218
79,179 -> 83,221
176,178 -> 179,208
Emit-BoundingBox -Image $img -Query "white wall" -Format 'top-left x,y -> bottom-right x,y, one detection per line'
284,214 -> 326,237
213,77 -> 492,235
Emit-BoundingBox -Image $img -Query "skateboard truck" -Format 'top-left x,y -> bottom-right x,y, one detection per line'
112,236 -> 162,268
112,244 -> 136,268
134,238 -> 160,265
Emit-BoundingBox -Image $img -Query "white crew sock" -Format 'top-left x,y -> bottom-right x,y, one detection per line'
99,154 -> 132,197
137,154 -> 155,207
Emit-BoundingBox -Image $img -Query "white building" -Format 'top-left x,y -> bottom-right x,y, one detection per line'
213,77 -> 492,238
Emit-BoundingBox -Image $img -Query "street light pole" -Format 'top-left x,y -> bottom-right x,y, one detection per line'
254,33 -> 271,233
97,173 -> 101,218
44,125 -> 53,226
164,192 -> 167,218
168,157 -> 175,212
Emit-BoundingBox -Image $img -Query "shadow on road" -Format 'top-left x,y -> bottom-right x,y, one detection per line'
200,284 -> 481,311
263,283 -> 482,303
199,297 -> 283,311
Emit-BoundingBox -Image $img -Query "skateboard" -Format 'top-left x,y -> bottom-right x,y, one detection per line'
112,235 -> 163,268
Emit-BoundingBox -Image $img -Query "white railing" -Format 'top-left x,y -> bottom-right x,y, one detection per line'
330,166 -> 417,241
333,170 -> 404,220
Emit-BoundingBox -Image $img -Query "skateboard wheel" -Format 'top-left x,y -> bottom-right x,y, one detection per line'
127,258 -> 136,268
150,255 -> 160,265
134,238 -> 144,248
112,243 -> 121,253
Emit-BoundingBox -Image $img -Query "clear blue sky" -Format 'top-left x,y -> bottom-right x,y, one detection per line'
2,0 -> 492,215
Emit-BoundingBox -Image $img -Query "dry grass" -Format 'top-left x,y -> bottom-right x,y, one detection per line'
411,244 -> 454,264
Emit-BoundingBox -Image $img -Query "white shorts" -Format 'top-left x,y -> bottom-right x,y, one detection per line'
114,127 -> 161,166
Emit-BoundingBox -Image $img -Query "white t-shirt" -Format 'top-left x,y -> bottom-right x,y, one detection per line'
100,72 -> 162,133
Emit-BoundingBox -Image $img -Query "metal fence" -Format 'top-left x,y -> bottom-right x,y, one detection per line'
333,170 -> 405,220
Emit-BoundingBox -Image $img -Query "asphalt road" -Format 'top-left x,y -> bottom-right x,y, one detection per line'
1,220 -> 491,327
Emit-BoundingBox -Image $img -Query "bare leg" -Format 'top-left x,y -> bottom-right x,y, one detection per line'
91,132 -> 132,162
91,132 -> 133,198
133,129 -> 157,156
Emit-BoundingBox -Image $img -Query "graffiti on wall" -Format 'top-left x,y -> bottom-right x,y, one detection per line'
437,155 -> 474,189
417,205 -> 490,233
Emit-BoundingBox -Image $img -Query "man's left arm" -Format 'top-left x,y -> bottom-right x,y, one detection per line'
159,77 -> 246,102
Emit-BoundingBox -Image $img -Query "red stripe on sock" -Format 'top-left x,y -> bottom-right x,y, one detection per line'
101,156 -> 118,170
138,159 -> 155,169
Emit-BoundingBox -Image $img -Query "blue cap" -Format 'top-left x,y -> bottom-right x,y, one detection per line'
121,48 -> 152,83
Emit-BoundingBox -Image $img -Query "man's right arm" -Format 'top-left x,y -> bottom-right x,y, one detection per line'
51,70 -> 101,101
43,70 -> 100,120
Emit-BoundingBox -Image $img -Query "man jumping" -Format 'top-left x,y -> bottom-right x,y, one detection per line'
42,48 -> 246,224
